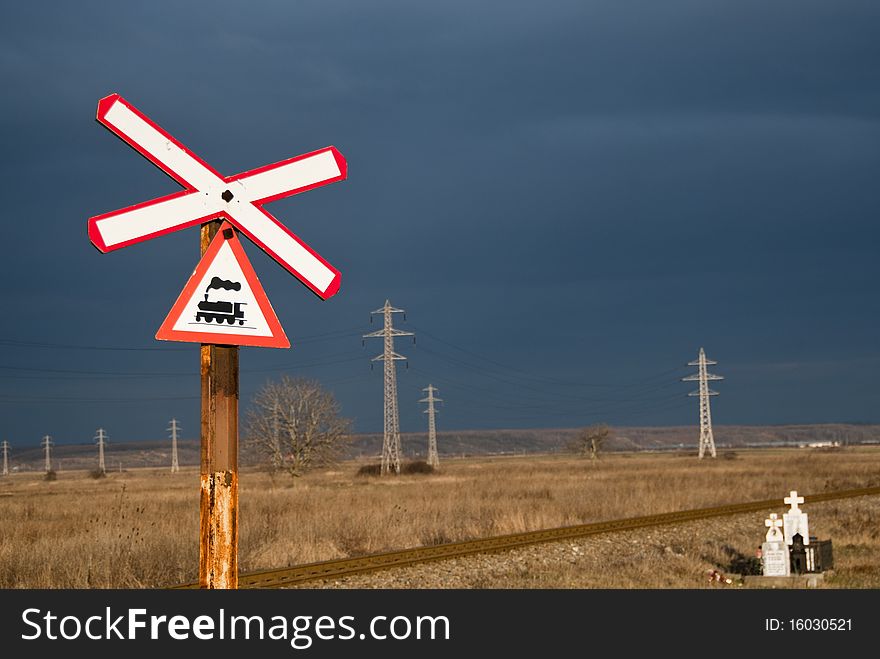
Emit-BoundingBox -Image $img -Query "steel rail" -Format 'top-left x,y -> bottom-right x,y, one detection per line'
172,484 -> 880,589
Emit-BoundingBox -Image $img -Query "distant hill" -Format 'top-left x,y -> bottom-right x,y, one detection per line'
3,424 -> 878,473
350,423 -> 880,460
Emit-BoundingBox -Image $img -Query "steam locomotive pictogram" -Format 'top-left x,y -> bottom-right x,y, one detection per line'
196,296 -> 247,325
195,276 -> 247,325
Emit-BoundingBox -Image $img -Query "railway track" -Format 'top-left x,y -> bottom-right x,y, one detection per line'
175,484 -> 880,589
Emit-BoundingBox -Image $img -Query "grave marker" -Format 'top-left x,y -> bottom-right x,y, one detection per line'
762,513 -> 790,577
783,490 -> 810,546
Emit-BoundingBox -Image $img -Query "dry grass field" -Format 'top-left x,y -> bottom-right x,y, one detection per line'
0,447 -> 878,588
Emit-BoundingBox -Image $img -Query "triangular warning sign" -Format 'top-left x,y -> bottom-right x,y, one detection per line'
156,221 -> 290,348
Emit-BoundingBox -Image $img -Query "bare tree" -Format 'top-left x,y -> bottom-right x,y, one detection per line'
245,376 -> 352,478
571,424 -> 611,460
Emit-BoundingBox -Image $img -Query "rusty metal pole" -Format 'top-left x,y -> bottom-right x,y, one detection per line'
199,220 -> 239,589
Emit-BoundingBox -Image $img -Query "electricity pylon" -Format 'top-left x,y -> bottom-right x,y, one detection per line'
41,435 -> 53,473
94,428 -> 107,475
168,419 -> 180,473
1,440 -> 9,476
364,300 -> 413,475
682,348 -> 723,459
419,384 -> 442,469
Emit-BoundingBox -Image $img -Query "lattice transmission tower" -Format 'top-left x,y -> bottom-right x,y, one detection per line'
94,428 -> 107,475
682,347 -> 723,459
168,419 -> 180,473
419,385 -> 442,469
41,435 -> 53,473
364,300 -> 413,475
1,440 -> 9,476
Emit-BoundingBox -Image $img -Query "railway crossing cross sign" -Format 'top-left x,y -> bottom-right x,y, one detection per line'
88,93 -> 346,299
88,93 -> 347,589
88,94 -> 348,588
156,221 -> 289,348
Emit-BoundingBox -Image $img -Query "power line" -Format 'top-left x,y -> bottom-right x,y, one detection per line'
406,361 -> 685,411
0,394 -> 200,404
407,365 -> 690,425
0,326 -> 365,353
410,324 -> 685,389
412,342 -> 686,405
0,350 -> 365,380
0,369 -> 373,405
0,339 -> 187,352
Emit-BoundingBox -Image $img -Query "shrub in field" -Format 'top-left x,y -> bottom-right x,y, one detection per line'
43,470 -> 57,481
356,463 -> 382,477
356,461 -> 435,476
569,424 -> 612,460
401,461 -> 434,475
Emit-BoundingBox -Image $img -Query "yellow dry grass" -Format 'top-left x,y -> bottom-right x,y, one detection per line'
0,447 -> 878,588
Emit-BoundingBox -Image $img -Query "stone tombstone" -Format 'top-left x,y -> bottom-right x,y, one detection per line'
783,490 -> 810,546
789,533 -> 808,574
762,513 -> 790,577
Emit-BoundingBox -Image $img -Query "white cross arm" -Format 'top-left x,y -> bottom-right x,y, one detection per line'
88,94 -> 346,299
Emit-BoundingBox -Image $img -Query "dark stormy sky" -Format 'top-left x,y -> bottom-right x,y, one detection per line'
1,1 -> 879,445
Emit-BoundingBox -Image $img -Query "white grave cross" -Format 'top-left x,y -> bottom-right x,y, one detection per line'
784,491 -> 804,511
764,513 -> 784,542
782,490 -> 810,546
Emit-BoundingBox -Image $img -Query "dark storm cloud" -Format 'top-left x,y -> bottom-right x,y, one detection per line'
0,1 -> 879,444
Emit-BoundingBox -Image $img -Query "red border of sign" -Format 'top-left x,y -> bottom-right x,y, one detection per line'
156,221 -> 290,348
88,93 -> 345,300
